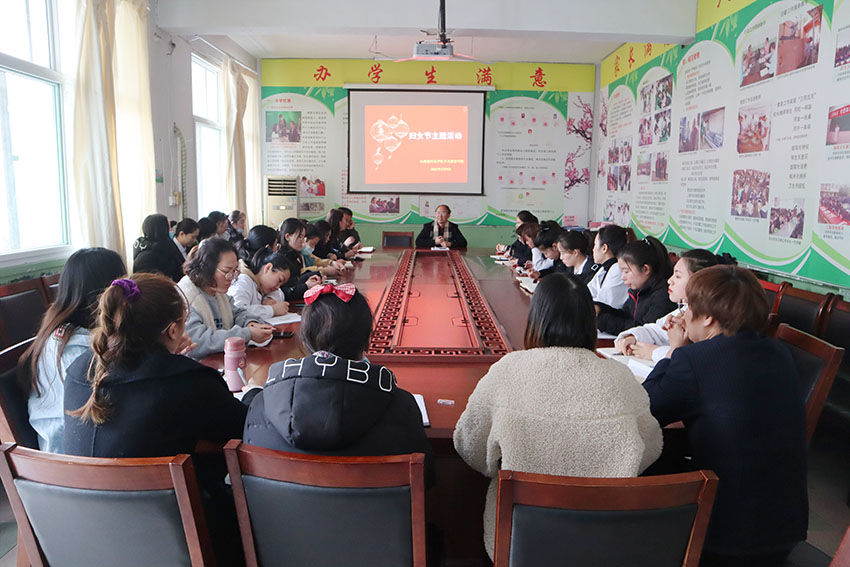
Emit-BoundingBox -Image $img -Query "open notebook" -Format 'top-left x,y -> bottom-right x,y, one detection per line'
597,347 -> 656,382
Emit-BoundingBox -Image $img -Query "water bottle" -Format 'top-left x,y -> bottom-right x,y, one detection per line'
223,336 -> 247,392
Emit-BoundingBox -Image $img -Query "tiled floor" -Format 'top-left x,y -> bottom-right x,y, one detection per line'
0,425 -> 848,565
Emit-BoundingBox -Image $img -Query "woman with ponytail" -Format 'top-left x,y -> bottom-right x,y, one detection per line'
234,224 -> 279,263
64,273 -> 262,565
614,249 -> 736,361
18,248 -> 126,453
596,236 -> 676,335
227,249 -> 293,320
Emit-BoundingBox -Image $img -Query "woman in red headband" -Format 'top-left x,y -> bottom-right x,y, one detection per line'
242,283 -> 432,471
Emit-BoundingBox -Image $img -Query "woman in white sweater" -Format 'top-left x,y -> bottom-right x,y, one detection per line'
453,272 -> 662,560
227,249 -> 293,321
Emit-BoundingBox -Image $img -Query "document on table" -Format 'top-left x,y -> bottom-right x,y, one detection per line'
597,347 -> 656,382
516,276 -> 538,294
597,330 -> 617,339
412,393 -> 430,427
490,254 -> 508,259
265,313 -> 302,325
359,246 -> 375,253
431,246 -> 450,251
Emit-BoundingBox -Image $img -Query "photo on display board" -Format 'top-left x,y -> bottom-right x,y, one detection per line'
731,169 -> 770,219
740,36 -> 777,87
652,151 -> 669,182
604,199 -> 630,225
637,152 -> 652,178
608,166 -> 619,191
300,201 -> 325,213
737,105 -> 772,154
654,109 -> 672,144
655,75 -> 673,111
266,111 -> 302,144
608,139 -> 620,164
777,5 -> 822,76
826,104 -> 850,146
700,107 -> 726,150
618,165 -> 631,192
640,83 -> 654,116
639,117 -> 653,146
818,184 -> 850,226
836,28 -> 850,67
620,138 -> 633,163
299,176 -> 326,197
679,114 -> 700,153
369,196 -> 401,214
769,198 -> 805,240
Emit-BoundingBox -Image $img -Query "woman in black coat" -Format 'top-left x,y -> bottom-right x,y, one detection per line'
642,265 -> 807,566
64,273 -> 263,565
132,213 -> 184,282
596,236 -> 675,334
243,284 -> 432,474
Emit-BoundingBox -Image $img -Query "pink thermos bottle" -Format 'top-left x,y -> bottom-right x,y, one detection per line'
223,337 -> 247,392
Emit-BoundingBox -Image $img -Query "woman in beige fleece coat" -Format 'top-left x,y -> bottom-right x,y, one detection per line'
453,273 -> 663,560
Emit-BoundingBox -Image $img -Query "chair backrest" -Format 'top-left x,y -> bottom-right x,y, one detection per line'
0,443 -> 214,567
822,297 -> 849,370
493,470 -> 718,567
775,286 -> 833,337
383,231 -> 414,248
0,339 -> 39,448
775,324 -> 845,443
0,279 -> 50,349
224,440 -> 426,567
40,274 -> 60,302
759,279 -> 790,313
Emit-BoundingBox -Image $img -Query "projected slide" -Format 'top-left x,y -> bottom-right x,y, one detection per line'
349,90 -> 485,195
366,105 -> 468,184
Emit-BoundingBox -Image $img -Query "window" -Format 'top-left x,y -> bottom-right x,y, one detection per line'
0,0 -> 71,262
192,54 -> 225,218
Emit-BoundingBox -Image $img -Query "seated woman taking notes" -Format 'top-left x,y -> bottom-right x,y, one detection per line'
454,273 -> 662,560
177,238 -> 274,359
228,248 -> 293,321
595,236 -> 676,335
614,249 -> 733,362
642,266 -> 807,566
19,248 -> 126,453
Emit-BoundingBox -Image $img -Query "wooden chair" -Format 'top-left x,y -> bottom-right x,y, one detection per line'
0,443 -> 215,567
784,521 -> 850,565
0,338 -> 38,449
821,296 -> 848,367
224,440 -> 426,567
759,279 -> 790,313
0,280 -> 50,350
39,274 -> 60,303
382,231 -> 414,248
775,324 -> 845,443
493,469 -> 718,567
775,287 -> 834,337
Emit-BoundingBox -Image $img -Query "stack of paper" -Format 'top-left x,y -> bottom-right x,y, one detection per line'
596,347 -> 656,382
359,246 -> 375,253
265,313 -> 302,326
516,276 -> 538,294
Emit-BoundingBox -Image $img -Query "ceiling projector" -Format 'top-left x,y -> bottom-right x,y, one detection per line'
413,40 -> 454,59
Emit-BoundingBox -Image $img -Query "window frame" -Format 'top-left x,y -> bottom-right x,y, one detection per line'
191,53 -> 227,219
0,0 -> 72,268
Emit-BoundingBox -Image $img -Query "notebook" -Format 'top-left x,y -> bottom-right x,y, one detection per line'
265,313 -> 302,326
358,246 -> 376,253
597,347 -> 656,382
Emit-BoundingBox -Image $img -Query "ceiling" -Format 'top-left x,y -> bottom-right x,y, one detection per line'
154,0 -> 698,66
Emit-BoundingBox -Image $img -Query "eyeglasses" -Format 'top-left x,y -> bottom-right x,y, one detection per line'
216,266 -> 239,280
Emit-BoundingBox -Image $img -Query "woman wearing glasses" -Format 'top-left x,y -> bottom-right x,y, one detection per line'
178,238 -> 274,359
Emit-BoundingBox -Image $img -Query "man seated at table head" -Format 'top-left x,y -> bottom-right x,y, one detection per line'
415,204 -> 468,249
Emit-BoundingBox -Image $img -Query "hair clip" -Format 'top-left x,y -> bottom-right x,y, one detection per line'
303,283 -> 356,305
110,279 -> 141,303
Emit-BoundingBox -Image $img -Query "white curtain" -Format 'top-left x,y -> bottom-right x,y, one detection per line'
72,0 -> 155,264
224,58 -> 249,219
242,72 -> 263,228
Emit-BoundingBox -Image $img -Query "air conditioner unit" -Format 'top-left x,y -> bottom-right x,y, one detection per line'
264,175 -> 298,229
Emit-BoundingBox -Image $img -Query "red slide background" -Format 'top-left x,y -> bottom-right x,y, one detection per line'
365,105 -> 469,184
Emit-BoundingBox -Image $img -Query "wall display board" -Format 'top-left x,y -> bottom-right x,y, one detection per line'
261,60 -> 594,226
593,0 -> 850,287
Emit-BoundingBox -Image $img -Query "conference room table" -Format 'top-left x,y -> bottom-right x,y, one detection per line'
203,247 -> 532,563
